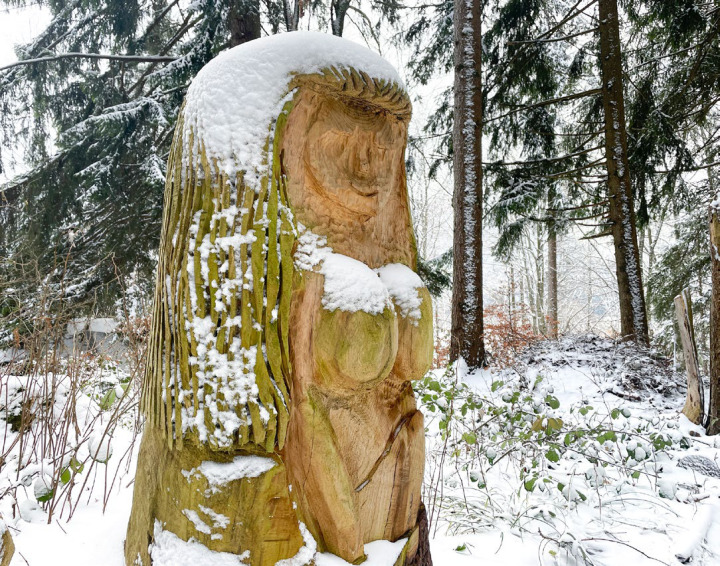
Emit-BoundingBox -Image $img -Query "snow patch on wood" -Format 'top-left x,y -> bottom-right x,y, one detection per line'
181,455 -> 277,494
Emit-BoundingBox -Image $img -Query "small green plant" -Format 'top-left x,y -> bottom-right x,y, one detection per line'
415,362 -> 691,551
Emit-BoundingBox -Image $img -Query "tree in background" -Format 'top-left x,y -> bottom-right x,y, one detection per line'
597,0 -> 648,343
0,0 -> 386,342
450,0 -> 485,368
0,0 -> 271,335
709,194 -> 720,434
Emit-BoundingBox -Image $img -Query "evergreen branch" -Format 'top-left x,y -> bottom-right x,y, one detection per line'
674,95 -> 720,125
506,27 -> 598,46
669,11 -> 720,112
566,211 -> 607,221
129,13 -> 202,96
140,0 -> 181,41
0,53 -> 177,72
654,160 -> 720,174
484,144 -> 603,167
553,130 -> 604,137
549,200 -> 608,212
627,39 -> 708,73
485,88 -> 602,124
346,5 -> 383,53
547,157 -> 607,179
579,227 -> 613,239
485,0 -> 598,90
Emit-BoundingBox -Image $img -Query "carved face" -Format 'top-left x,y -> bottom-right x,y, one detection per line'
303,96 -> 405,219
282,87 -> 413,266
283,90 -> 407,225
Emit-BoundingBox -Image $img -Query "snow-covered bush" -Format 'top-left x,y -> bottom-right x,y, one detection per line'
415,338 -> 704,564
0,338 -> 142,523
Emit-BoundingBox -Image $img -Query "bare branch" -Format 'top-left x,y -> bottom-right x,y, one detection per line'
0,52 -> 177,73
506,26 -> 598,45
485,88 -> 602,124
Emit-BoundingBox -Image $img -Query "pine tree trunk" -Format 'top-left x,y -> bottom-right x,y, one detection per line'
450,0 -> 485,368
586,242 -> 593,332
523,248 -> 537,333
330,0 -> 351,36
598,0 -> 649,345
510,265 -> 516,312
519,272 -> 527,326
547,219 -> 558,339
708,176 -> 720,434
535,226 -> 546,335
229,0 -> 261,47
646,224 -> 653,317
283,0 -> 301,31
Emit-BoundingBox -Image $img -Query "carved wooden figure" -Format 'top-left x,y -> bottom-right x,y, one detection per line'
125,32 -> 432,566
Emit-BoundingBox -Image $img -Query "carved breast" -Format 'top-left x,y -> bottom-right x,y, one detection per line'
314,305 -> 399,391
308,262 -> 433,391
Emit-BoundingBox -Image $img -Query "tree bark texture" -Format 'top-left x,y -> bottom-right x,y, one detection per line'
598,0 -> 649,344
450,0 -> 485,368
406,504 -> 433,566
535,226 -> 546,335
229,0 -> 261,47
283,0 -> 302,31
547,220 -> 558,339
675,289 -> 704,425
708,208 -> 720,434
330,0 -> 351,36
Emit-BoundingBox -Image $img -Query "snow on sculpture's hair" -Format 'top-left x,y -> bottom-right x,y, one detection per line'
142,33 -> 411,452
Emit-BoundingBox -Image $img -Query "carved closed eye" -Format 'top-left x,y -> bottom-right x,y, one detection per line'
316,130 -> 392,173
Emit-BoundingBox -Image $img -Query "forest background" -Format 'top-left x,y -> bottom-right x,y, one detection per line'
0,0 -> 718,373
1,2 -> 720,564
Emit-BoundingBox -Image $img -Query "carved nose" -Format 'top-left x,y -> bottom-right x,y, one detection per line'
351,132 -> 373,177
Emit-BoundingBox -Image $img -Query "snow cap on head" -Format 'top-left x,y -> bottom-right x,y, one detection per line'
182,31 -> 410,180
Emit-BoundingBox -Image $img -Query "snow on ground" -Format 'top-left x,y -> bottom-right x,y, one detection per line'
3,335 -> 720,565
424,335 -> 720,566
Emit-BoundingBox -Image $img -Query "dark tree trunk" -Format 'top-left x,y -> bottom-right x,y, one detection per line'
330,0 -> 351,36
407,503 -> 433,566
229,0 -> 261,47
450,0 -> 485,369
598,0 -> 649,345
708,199 -> 720,434
547,218 -> 558,339
283,0 -> 302,31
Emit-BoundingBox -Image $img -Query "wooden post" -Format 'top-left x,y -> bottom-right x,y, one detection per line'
0,526 -> 14,566
675,289 -> 704,425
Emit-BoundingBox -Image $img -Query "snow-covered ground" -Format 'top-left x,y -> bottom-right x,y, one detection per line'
2,335 -> 720,565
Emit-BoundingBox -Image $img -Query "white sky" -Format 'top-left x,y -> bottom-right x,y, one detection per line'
0,4 -> 50,66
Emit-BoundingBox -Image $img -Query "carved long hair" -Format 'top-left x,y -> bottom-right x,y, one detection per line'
142,61 -> 411,452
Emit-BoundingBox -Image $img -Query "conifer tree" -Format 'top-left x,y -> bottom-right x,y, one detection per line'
450,0 -> 485,368
598,0 -> 648,343
0,1 -> 348,339
0,1 -> 269,315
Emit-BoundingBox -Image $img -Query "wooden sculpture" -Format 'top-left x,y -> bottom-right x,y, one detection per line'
125,32 -> 433,566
